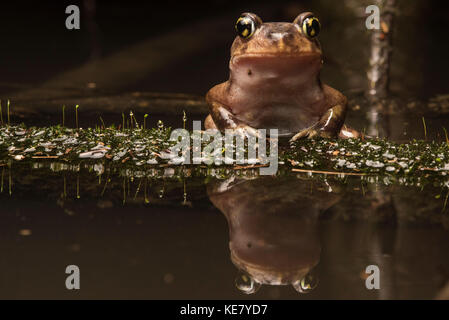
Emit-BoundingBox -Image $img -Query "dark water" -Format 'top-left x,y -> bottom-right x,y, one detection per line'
1,163 -> 449,299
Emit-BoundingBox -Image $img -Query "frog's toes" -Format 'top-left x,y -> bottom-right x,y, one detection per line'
290,128 -> 319,141
234,126 -> 265,140
290,127 -> 337,142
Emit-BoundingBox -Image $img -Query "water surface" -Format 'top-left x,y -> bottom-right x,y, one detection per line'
1,162 -> 449,299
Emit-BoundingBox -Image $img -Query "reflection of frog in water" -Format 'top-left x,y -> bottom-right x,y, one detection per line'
207,176 -> 341,294
206,12 -> 358,140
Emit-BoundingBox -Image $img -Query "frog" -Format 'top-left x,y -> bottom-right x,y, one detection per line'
205,12 -> 358,140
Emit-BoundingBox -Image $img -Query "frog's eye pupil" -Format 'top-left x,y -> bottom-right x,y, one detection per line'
302,17 -> 321,38
236,16 -> 256,39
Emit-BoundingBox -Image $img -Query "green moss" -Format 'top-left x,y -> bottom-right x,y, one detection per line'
1,124 -> 449,188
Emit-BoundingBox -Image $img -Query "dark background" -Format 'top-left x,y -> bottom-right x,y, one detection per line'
0,0 -> 448,102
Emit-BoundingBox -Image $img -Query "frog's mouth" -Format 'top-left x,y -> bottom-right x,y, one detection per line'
230,52 -> 322,78
231,52 -> 322,66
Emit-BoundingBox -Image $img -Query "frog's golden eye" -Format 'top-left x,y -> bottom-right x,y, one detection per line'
302,16 -> 321,38
294,12 -> 321,38
235,13 -> 260,39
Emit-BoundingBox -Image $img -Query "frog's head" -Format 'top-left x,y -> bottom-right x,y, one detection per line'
232,253 -> 320,295
230,12 -> 323,81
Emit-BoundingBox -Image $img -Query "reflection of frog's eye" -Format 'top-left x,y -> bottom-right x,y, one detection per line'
235,272 -> 261,294
292,272 -> 319,293
302,16 -> 321,38
235,15 -> 257,39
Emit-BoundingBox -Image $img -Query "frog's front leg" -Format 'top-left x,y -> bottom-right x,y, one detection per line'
290,104 -> 346,141
205,101 -> 263,138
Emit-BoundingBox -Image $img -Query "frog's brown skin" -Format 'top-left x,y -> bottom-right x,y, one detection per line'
205,12 -> 358,140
